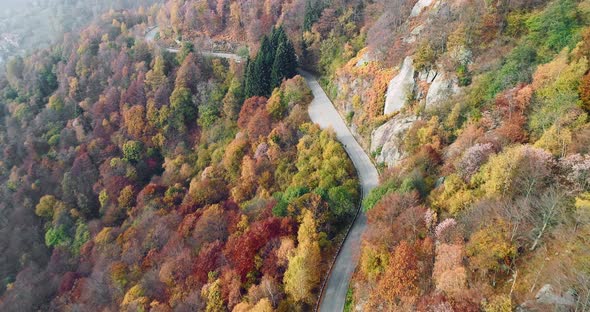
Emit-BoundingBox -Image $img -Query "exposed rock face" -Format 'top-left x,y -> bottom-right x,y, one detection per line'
355,51 -> 372,67
384,57 -> 415,115
411,0 -> 435,17
535,284 -> 575,306
403,25 -> 425,44
518,284 -> 576,312
371,114 -> 417,167
425,69 -> 460,109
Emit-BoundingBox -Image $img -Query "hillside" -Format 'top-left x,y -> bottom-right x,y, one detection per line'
0,0 -> 163,65
0,0 -> 590,311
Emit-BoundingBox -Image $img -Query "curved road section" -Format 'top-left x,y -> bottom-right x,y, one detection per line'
145,26 -> 243,62
144,27 -> 378,309
299,70 -> 379,312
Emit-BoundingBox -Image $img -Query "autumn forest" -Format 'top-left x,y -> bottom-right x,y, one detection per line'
1,0 -> 590,311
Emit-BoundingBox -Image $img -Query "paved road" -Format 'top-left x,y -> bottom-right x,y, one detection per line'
299,70 -> 379,312
145,26 -> 378,310
145,26 -> 243,62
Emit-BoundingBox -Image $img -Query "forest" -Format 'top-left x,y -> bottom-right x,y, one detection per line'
0,3 -> 358,311
1,0 -> 590,311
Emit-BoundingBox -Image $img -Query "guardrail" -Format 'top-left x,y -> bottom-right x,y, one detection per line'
314,157 -> 364,312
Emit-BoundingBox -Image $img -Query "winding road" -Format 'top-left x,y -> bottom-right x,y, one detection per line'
299,70 -> 379,312
145,27 -> 243,62
144,27 -> 379,311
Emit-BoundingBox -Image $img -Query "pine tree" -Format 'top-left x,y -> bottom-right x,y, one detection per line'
270,35 -> 298,90
258,36 -> 274,94
245,27 -> 298,97
303,0 -> 323,32
303,0 -> 315,32
245,56 -> 265,98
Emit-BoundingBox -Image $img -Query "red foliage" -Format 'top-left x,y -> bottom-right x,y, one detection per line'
136,183 -> 165,206
246,108 -> 272,140
59,272 -> 79,294
238,96 -> 268,129
224,217 -> 293,281
193,240 -> 225,284
494,113 -> 528,144
120,74 -> 146,108
366,192 -> 419,247
369,240 -> 420,309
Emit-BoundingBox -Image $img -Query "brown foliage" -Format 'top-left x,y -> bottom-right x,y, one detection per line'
365,192 -> 424,250
580,71 -> 590,112
367,241 -> 420,310
238,96 -> 268,129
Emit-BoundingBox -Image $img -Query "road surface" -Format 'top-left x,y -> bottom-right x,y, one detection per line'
299,70 -> 379,312
145,26 -> 243,62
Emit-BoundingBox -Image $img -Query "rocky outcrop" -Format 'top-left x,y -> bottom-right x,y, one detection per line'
371,114 -> 417,167
384,57 -> 415,115
411,0 -> 435,17
518,284 -> 576,312
403,25 -> 424,44
355,50 -> 372,67
425,69 -> 460,109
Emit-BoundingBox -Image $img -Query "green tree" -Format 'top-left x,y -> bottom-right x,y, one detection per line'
271,41 -> 298,90
177,41 -> 194,64
303,0 -> 323,32
123,141 -> 142,163
169,86 -> 195,130
222,78 -> 243,120
328,185 -> 355,222
45,225 -> 71,248
72,221 -> 90,254
245,27 -> 297,97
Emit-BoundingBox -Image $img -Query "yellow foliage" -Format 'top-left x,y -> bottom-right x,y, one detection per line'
94,227 -> 113,245
35,195 -> 58,219
360,244 -> 389,282
232,302 -> 252,312
430,174 -> 475,214
534,125 -> 572,157
466,222 -> 516,274
482,295 -> 512,312
283,210 -> 321,304
436,267 -> 467,297
122,284 -> 148,307
250,298 -> 273,312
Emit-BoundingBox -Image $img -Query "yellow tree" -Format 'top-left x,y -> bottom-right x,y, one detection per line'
283,209 -> 321,304
204,278 -> 225,312
145,55 -> 167,92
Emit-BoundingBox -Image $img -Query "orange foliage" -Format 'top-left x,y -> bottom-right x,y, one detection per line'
368,241 -> 420,309
580,71 -> 590,112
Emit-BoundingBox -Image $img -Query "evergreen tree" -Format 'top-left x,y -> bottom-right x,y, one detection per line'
258,36 -> 274,94
245,27 -> 298,97
303,0 -> 315,32
303,0 -> 323,32
271,41 -> 297,89
245,56 -> 265,98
